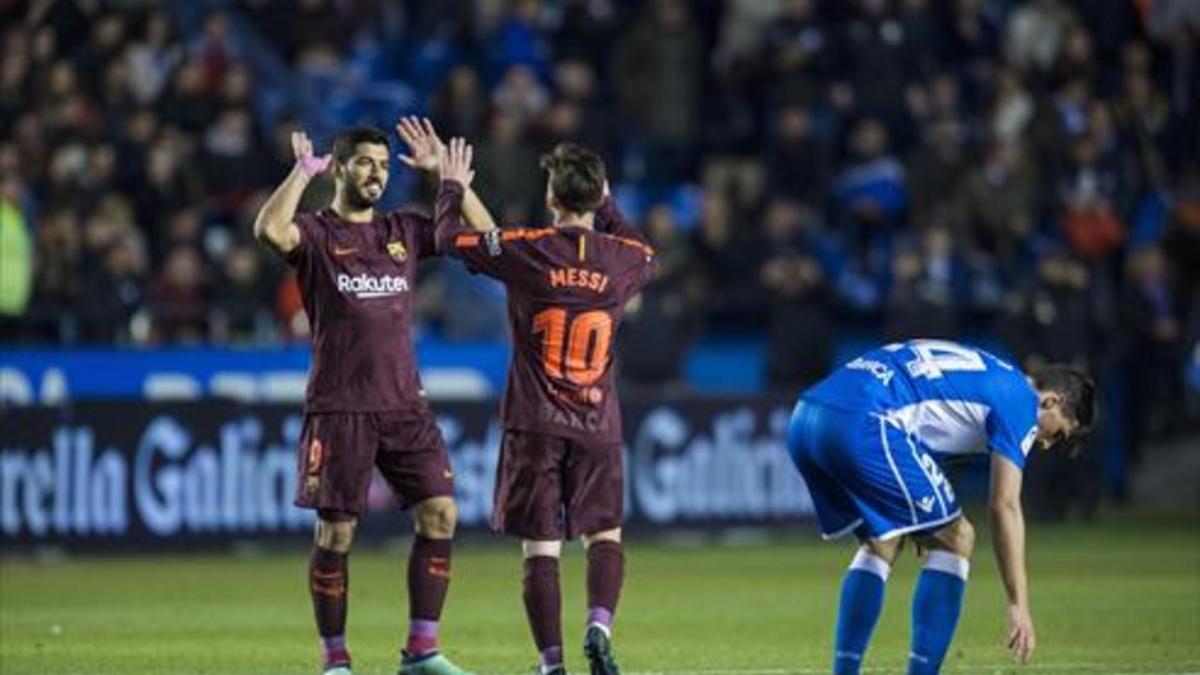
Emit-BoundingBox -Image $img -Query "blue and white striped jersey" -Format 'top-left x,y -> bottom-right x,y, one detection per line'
804,340 -> 1039,469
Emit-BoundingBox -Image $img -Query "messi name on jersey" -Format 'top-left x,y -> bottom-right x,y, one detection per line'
549,267 -> 610,293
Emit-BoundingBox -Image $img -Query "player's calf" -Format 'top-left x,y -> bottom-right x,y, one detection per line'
581,529 -> 623,675
833,546 -> 893,675
581,529 -> 623,638
908,517 -> 974,674
312,512 -> 358,672
523,540 -> 565,675
404,497 -> 460,664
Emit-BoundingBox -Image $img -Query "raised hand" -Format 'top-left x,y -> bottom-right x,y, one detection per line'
439,137 -> 474,188
396,116 -> 445,174
292,131 -> 331,177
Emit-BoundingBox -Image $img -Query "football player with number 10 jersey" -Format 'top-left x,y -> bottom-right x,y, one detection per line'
435,138 -> 655,675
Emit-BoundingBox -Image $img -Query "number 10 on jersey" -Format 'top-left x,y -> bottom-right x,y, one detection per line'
532,308 -> 613,386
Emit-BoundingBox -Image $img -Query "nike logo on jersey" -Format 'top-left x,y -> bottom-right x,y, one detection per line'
332,246 -> 358,256
917,496 -> 936,514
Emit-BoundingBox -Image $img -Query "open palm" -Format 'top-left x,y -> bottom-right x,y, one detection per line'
396,116 -> 444,173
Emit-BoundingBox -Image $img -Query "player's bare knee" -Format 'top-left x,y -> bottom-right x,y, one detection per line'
413,497 -> 457,539
523,539 -> 562,559
582,527 -> 622,549
862,537 -> 901,565
928,517 -> 975,558
314,515 -> 358,552
951,517 -> 976,557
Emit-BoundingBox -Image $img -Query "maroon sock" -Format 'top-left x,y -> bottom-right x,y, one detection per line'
408,536 -> 452,633
309,547 -> 350,665
586,541 -> 624,629
523,556 -> 563,662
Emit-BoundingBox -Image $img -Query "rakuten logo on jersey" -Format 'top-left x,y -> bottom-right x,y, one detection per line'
336,273 -> 409,299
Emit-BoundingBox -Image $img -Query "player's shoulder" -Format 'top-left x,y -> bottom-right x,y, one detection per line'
984,364 -> 1037,416
499,226 -> 557,243
383,208 -> 431,231
296,209 -> 329,228
294,210 -> 332,245
595,230 -> 654,257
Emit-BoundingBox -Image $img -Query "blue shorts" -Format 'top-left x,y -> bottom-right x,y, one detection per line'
787,397 -> 962,541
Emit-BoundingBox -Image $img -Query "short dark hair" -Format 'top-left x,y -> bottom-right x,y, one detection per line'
331,125 -> 389,164
540,143 -> 605,215
1031,364 -> 1097,433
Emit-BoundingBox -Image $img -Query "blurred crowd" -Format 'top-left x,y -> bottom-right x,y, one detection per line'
1,0 -> 1199,447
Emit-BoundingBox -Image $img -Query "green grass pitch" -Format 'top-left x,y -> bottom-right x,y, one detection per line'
2,517 -> 1197,674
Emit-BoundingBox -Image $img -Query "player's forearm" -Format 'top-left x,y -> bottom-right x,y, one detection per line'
990,500 -> 1030,608
461,188 -> 497,233
253,165 -> 310,252
434,180 -> 469,253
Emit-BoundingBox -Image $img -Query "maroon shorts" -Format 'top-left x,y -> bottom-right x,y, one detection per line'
491,430 -> 624,541
294,411 -> 454,515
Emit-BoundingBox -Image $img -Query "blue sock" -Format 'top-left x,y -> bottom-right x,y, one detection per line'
908,551 -> 969,675
833,549 -> 890,675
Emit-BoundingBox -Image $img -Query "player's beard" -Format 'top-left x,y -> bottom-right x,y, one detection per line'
347,179 -> 384,210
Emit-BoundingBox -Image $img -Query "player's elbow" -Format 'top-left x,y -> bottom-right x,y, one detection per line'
989,497 -> 1022,521
252,213 -> 276,246
253,215 -> 294,254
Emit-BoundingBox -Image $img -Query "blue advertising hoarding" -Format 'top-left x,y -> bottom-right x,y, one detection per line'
0,397 -> 812,552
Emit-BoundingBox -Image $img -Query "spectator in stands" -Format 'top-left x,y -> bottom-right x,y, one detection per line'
162,60 -> 218,132
835,0 -> 919,126
760,199 -> 836,393
884,225 -> 963,341
200,107 -> 268,212
942,0 -> 1002,84
487,0 -> 552,82
0,175 -> 32,325
190,10 -> 243,92
906,117 -> 969,225
613,0 -> 704,185
955,141 -> 1039,281
1002,248 -> 1099,369
476,109 -> 541,224
760,0 -> 834,107
145,244 -> 209,344
126,10 -> 182,106
990,68 -> 1035,145
833,118 -> 909,261
1058,133 -> 1128,266
78,231 -> 147,344
763,104 -> 830,206
430,65 -> 489,141
1005,0 -> 1078,81
492,64 -> 549,127
550,59 -> 616,160
619,205 -> 699,391
210,243 -> 276,344
1120,244 -> 1184,467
